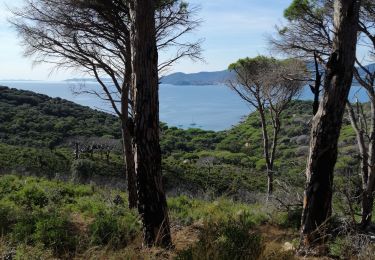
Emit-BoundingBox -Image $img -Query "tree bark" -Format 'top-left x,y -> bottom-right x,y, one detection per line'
129,0 -> 172,247
347,101 -> 368,188
121,25 -> 138,209
269,119 -> 281,196
362,99 -> 375,227
311,52 -> 322,116
258,105 -> 273,196
121,118 -> 137,209
300,0 -> 360,251
347,101 -> 373,227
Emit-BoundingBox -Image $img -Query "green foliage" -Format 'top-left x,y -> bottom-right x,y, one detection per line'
160,125 -> 225,155
228,55 -> 277,71
0,175 -> 139,256
283,0 -> 329,22
33,213 -> 77,254
0,86 -> 121,148
0,199 -> 18,234
0,143 -> 71,175
13,244 -> 54,260
176,214 -> 264,260
283,0 -> 310,20
14,184 -> 49,208
71,159 -> 96,182
88,210 -> 140,248
11,210 -> 77,255
168,196 -> 269,226
273,207 -> 302,230
0,86 -> 361,201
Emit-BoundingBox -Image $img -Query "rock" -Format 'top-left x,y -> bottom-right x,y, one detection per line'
282,242 -> 295,252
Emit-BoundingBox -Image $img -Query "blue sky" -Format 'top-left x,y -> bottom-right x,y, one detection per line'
0,0 -> 292,80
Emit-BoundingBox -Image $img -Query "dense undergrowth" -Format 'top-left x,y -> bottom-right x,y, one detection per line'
0,175 -> 373,259
0,175 -> 284,259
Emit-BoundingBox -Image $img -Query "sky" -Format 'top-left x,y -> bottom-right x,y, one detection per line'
0,0 -> 292,81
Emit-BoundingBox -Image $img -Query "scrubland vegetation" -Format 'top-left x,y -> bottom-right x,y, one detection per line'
0,87 -> 374,259
2,0 -> 375,257
0,174 -> 373,259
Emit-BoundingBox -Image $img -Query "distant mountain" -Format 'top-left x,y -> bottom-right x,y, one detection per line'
160,70 -> 235,85
64,62 -> 375,87
64,78 -> 112,82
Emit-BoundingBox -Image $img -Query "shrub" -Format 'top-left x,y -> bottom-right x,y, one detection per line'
33,213 -> 77,254
276,207 -> 302,230
14,244 -> 54,260
88,210 -> 140,248
0,175 -> 21,196
14,185 -> 48,209
0,200 -> 18,235
176,214 -> 264,260
12,214 -> 37,244
255,158 -> 267,171
71,159 -> 96,182
11,210 -> 77,254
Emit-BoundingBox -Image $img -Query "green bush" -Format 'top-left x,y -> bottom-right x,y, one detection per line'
11,211 -> 76,254
0,199 -> 18,235
71,159 -> 96,182
33,213 -> 77,254
176,214 -> 264,260
255,158 -> 267,171
88,210 -> 140,248
12,214 -> 37,243
14,244 -> 54,260
15,185 -> 48,208
277,207 -> 302,230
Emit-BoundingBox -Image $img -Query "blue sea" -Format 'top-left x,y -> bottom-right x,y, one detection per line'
0,80 -> 369,131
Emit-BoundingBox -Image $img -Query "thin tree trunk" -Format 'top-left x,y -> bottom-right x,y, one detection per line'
258,105 -> 273,195
121,118 -> 137,209
74,142 -> 79,159
300,0 -> 360,251
121,26 -> 138,209
268,117 -> 281,196
362,99 -> 375,227
347,101 -> 368,190
347,101 -> 372,227
129,0 -> 172,247
312,52 -> 321,116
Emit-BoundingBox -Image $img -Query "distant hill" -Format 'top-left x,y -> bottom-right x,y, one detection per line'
160,70 -> 235,85
0,86 -> 121,147
64,62 -> 375,87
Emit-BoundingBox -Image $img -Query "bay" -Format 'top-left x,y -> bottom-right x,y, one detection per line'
0,80 -> 369,131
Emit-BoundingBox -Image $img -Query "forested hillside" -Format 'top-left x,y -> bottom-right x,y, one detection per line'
0,86 -> 368,259
0,87 -> 359,197
0,86 -> 120,147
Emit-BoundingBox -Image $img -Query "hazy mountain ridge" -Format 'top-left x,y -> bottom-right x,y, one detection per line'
63,62 -> 375,86
159,70 -> 235,85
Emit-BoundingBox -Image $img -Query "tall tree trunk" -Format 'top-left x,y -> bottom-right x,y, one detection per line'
121,27 -> 138,209
258,105 -> 273,196
347,102 -> 368,192
300,0 -> 360,251
269,117 -> 281,196
362,98 -> 375,227
129,0 -> 172,247
121,117 -> 137,209
347,101 -> 372,227
311,52 -> 322,116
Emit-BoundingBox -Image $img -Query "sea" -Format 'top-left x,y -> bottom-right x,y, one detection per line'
0,80 -> 369,131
